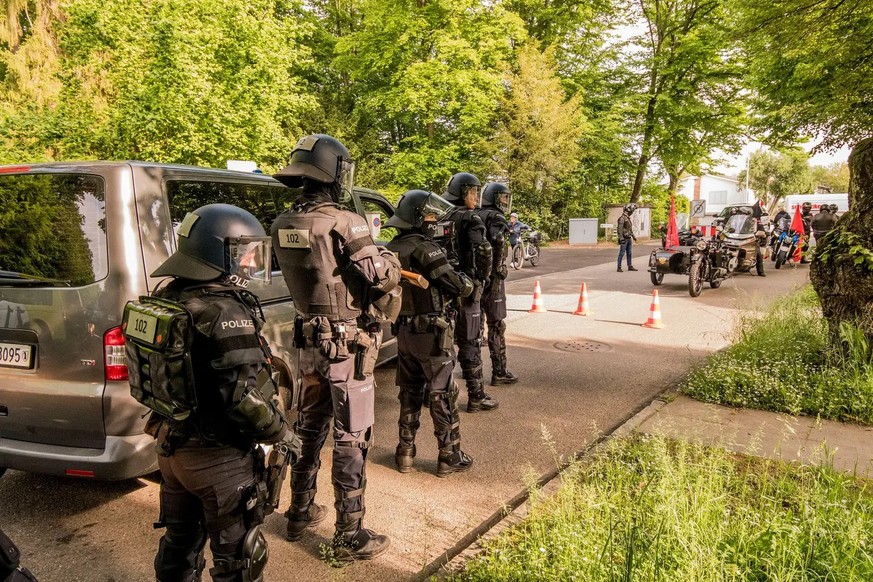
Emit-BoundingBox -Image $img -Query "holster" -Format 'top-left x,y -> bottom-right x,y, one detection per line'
353,330 -> 378,380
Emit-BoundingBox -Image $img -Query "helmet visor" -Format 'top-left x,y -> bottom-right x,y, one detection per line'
420,193 -> 456,223
227,236 -> 272,284
497,191 -> 512,214
463,184 -> 482,209
337,157 -> 355,205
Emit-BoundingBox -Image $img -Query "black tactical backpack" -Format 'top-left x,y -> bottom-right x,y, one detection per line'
122,296 -> 197,420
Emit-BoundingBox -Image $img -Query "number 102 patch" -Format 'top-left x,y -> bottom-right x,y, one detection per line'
277,228 -> 311,249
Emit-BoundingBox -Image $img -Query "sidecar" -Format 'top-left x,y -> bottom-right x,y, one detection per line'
648,230 -> 705,285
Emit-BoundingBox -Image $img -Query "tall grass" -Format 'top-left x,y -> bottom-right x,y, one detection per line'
454,436 -> 873,581
682,285 -> 873,424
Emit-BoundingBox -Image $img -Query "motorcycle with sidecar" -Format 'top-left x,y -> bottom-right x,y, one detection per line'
648,211 -> 767,297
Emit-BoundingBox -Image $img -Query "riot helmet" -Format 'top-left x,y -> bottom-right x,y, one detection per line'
152,204 -> 272,286
386,189 -> 455,230
801,201 -> 812,214
273,134 -> 355,205
482,182 -> 512,214
443,172 -> 482,207
624,203 -> 638,214
828,203 -> 839,214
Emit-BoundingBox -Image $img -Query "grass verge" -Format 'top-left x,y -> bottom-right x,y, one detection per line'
681,285 -> 873,424
452,435 -> 873,581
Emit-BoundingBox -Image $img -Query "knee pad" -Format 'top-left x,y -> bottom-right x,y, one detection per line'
494,319 -> 506,335
209,526 -> 268,582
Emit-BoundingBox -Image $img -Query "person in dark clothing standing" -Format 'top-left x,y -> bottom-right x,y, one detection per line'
616,203 -> 638,272
439,172 -> 498,413
800,201 -> 813,263
127,203 -> 296,582
477,182 -> 518,386
270,134 -> 401,562
811,204 -> 838,244
386,190 -> 475,477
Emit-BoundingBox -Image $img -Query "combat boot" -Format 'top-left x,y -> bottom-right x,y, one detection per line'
394,443 -> 416,473
331,527 -> 391,563
436,448 -> 473,477
285,503 -> 328,541
467,387 -> 499,413
490,366 -> 519,386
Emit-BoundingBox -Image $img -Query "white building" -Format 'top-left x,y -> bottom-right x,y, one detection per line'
677,174 -> 754,217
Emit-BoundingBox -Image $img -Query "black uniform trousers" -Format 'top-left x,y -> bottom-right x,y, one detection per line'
395,322 -> 459,452
480,280 -> 508,368
155,444 -> 256,582
291,335 -> 374,532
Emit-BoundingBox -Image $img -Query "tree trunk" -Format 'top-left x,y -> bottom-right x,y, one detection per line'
810,137 -> 873,352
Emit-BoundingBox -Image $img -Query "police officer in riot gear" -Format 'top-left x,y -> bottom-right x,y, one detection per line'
270,134 -> 401,562
477,183 -> 518,386
440,172 -> 498,412
136,204 -> 296,582
386,190 -> 475,476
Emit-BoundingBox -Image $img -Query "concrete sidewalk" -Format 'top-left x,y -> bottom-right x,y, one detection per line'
619,393 -> 873,478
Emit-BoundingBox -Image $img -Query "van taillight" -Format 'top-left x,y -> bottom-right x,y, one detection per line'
103,326 -> 129,381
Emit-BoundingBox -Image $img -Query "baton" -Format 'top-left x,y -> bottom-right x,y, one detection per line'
401,269 -> 429,289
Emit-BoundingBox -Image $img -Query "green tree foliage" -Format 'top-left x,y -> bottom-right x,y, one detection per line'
478,45 -> 585,236
738,148 -> 812,208
330,0 -> 526,192
625,0 -> 747,204
0,0 -> 315,169
736,0 -> 873,151
810,163 -> 850,194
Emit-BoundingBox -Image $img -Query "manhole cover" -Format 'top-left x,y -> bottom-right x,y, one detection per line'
554,340 -> 612,353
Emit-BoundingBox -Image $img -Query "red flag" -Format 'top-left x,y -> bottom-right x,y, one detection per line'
665,194 -> 680,249
790,205 -> 805,262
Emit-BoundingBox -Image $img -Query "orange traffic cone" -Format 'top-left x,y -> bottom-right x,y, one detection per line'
529,280 -> 548,313
573,282 -> 591,316
641,289 -> 664,329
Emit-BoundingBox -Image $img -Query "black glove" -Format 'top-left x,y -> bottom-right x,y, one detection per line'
496,263 -> 508,280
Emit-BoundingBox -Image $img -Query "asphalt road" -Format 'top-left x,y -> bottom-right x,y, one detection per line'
0,242 -> 811,581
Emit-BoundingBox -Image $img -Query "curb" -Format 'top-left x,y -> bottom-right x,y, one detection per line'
421,390 -> 675,580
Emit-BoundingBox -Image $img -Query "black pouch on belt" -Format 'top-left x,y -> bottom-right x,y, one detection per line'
353,331 -> 378,380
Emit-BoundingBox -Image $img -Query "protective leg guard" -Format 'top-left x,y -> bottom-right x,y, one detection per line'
285,488 -> 327,542
154,522 -> 207,582
209,526 -> 268,582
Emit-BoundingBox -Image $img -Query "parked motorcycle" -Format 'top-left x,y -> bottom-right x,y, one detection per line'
772,224 -> 800,269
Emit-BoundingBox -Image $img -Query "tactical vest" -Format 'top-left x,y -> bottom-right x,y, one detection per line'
443,208 -> 479,277
125,284 -> 272,445
388,234 -> 447,316
272,201 -> 361,321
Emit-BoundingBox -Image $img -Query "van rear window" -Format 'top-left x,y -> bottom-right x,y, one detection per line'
0,173 -> 108,286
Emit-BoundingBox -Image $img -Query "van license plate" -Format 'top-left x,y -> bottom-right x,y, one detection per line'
0,342 -> 34,369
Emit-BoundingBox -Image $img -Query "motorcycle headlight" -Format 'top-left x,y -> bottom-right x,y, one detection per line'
695,240 -> 708,251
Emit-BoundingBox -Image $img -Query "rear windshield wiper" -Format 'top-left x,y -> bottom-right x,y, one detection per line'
0,270 -> 71,287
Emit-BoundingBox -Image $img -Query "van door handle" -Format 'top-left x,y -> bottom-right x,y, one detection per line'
0,404 -> 7,416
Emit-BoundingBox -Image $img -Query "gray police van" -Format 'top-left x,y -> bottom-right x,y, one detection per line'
0,162 -> 396,480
